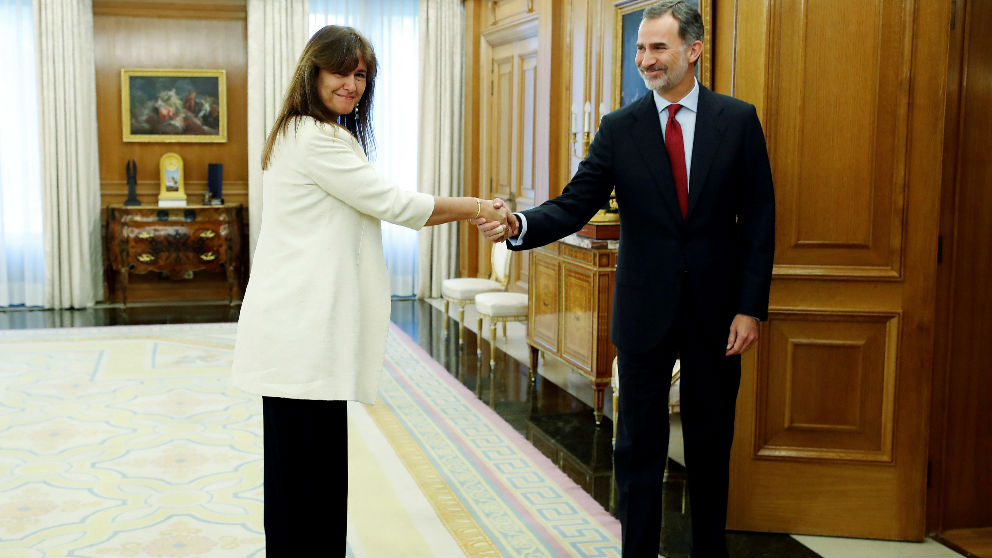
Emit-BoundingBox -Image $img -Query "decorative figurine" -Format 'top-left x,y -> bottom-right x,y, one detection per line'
124,159 -> 140,206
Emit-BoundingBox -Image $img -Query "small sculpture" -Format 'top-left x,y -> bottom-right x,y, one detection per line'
124,159 -> 140,206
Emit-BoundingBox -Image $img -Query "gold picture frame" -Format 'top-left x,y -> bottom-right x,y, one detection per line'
612,0 -> 713,109
158,152 -> 187,207
121,68 -> 227,143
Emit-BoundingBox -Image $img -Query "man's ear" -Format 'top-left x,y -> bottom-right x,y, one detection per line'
688,40 -> 703,64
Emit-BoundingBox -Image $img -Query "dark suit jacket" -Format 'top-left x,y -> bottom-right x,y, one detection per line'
510,86 -> 775,353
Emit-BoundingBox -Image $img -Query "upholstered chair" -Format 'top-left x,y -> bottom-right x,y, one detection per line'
474,291 -> 528,368
441,242 -> 512,345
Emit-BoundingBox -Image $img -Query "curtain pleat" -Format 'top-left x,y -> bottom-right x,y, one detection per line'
246,0 -> 310,261
416,0 -> 464,298
34,0 -> 102,309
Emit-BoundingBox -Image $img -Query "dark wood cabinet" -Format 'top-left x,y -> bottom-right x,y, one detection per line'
106,204 -> 244,305
527,237 -> 617,423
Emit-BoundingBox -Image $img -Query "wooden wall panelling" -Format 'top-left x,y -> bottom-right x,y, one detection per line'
930,0 -> 992,533
728,0 -> 948,541
489,0 -> 533,24
481,18 -> 539,290
461,0 -> 484,279
566,0 -> 589,179
93,2 -> 248,302
712,0 -> 736,93
463,0 -> 563,285
928,0 -> 967,534
93,0 -> 246,19
477,0 -> 559,292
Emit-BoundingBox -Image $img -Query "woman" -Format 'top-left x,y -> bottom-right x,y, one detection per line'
231,25 -> 508,556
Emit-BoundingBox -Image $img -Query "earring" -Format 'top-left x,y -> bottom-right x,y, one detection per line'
354,105 -> 359,119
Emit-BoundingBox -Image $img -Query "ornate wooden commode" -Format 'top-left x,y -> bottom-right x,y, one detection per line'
106,204 -> 243,305
527,235 -> 618,424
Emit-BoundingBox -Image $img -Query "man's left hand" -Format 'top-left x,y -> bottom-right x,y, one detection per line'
726,314 -> 760,356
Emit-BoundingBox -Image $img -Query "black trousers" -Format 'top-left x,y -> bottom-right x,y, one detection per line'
262,396 -> 348,558
614,290 -> 742,558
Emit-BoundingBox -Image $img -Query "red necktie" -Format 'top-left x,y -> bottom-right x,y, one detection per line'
665,104 -> 688,219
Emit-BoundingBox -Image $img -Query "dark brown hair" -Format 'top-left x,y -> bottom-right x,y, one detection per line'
261,25 -> 377,169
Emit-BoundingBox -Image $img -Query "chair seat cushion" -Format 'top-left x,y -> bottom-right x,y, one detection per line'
475,292 -> 528,316
441,278 -> 503,299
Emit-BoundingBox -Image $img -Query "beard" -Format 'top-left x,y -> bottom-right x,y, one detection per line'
639,50 -> 690,93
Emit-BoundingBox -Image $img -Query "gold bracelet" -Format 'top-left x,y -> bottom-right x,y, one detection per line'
473,198 -> 481,219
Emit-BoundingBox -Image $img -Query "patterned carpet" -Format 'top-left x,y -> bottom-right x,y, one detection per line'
0,323 -> 621,557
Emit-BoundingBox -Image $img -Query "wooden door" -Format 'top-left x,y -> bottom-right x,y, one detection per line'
480,15 -> 541,291
726,0 -> 949,540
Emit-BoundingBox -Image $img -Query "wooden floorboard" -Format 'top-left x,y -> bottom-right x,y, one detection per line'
940,528 -> 992,558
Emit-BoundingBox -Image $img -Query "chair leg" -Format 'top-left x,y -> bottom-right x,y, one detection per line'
489,320 -> 497,368
443,300 -> 449,337
458,306 -> 465,346
477,316 -> 483,357
502,321 -> 507,339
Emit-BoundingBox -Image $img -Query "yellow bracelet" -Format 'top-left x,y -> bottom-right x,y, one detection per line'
473,198 -> 481,219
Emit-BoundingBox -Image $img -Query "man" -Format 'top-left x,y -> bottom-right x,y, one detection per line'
477,1 -> 774,556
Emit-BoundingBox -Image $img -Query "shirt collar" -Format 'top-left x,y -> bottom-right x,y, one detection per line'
653,78 -> 699,115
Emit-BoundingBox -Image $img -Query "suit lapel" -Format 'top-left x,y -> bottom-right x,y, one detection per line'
628,93 -> 682,222
687,85 -> 725,219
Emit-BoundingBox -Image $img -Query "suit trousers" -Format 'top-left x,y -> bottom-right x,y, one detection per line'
614,287 -> 742,558
262,396 -> 348,557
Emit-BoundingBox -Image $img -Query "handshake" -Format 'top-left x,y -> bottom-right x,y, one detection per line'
474,197 -> 519,243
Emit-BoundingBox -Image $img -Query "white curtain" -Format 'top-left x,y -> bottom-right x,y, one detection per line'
0,0 -> 45,307
34,0 -> 102,309
246,0 -> 310,260
416,0 -> 464,298
310,0 -> 420,297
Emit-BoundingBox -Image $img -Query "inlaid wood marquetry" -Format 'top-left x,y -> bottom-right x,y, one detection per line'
106,204 -> 243,305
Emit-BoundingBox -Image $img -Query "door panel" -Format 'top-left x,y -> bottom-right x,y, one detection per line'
481,17 -> 541,290
728,0 -> 947,540
756,312 -> 897,462
768,0 -> 912,277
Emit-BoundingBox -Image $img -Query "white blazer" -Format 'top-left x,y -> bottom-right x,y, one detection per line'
232,117 -> 435,403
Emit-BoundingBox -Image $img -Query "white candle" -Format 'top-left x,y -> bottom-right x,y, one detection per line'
571,105 -> 579,135
583,101 -> 592,133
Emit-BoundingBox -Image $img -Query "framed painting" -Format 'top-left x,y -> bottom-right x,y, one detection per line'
121,68 -> 227,143
613,0 -> 712,108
